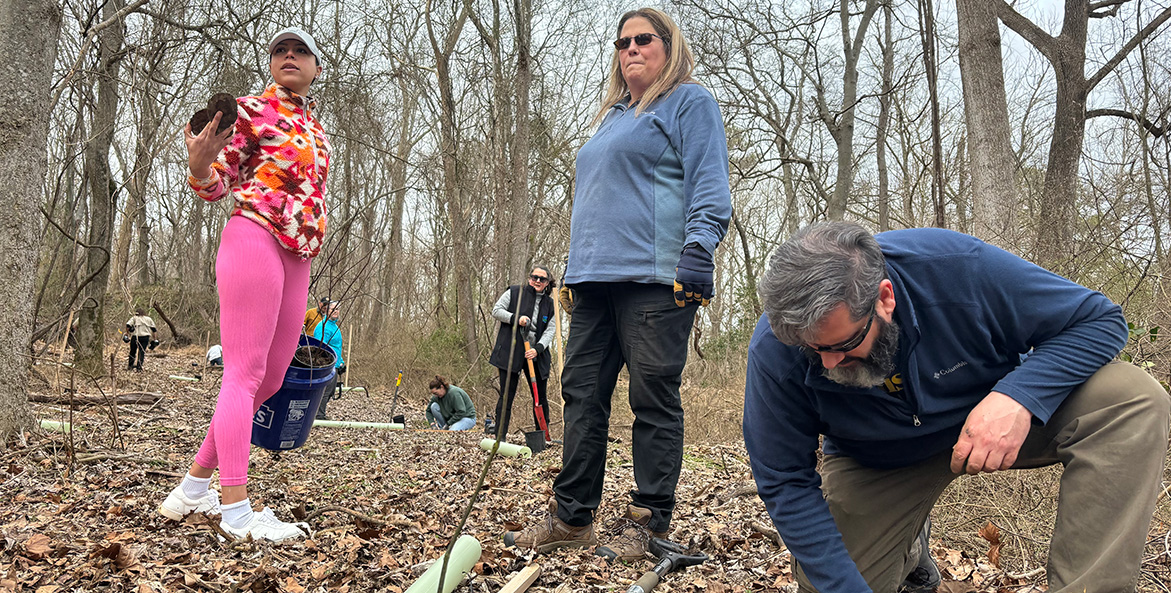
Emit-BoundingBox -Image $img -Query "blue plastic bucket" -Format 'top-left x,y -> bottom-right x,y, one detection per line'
251,335 -> 337,451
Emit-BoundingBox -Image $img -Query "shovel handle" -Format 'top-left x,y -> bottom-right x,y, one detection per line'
625,571 -> 660,593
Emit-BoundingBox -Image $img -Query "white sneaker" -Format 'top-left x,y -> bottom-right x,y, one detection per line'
159,485 -> 221,521
220,507 -> 310,542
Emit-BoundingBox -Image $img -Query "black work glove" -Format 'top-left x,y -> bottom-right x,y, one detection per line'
558,285 -> 575,315
336,364 -> 347,376
149,339 -> 160,350
673,243 -> 714,307
122,333 -> 131,343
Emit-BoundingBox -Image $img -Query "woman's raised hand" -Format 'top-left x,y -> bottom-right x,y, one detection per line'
184,112 -> 235,179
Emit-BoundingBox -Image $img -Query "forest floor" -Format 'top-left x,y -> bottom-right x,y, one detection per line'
4,344 -> 1170,592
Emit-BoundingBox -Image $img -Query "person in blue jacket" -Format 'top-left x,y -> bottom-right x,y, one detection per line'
503,7 -> 731,563
312,301 -> 345,420
744,221 -> 1170,593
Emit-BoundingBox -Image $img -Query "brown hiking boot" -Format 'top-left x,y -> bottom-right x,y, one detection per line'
595,504 -> 668,563
502,499 -> 597,553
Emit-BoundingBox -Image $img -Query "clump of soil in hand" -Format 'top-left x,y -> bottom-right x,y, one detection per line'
291,345 -> 335,369
189,93 -> 238,134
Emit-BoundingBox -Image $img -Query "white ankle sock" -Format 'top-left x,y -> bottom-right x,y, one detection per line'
221,499 -> 253,529
180,474 -> 212,499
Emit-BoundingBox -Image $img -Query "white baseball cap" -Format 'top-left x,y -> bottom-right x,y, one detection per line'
268,27 -> 322,65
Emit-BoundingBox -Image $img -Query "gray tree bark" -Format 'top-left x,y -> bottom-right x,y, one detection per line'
997,0 -> 1171,270
75,0 -> 128,375
0,0 -> 63,439
957,0 -> 1019,249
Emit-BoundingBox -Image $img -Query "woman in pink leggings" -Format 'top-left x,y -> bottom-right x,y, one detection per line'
158,26 -> 331,542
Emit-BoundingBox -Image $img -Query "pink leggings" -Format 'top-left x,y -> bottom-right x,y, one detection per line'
194,216 -> 311,486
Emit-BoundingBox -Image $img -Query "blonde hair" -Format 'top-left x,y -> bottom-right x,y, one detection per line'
592,8 -> 695,125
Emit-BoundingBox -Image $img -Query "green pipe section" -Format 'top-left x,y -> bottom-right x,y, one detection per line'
40,419 -> 73,432
313,419 -> 404,430
404,535 -> 481,593
168,375 -> 199,382
339,386 -> 366,393
479,438 -> 532,459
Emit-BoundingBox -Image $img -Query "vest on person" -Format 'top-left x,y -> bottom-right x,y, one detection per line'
488,284 -> 554,378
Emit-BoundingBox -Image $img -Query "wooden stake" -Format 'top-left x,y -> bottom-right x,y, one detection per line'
552,297 -> 565,419
499,564 -> 542,593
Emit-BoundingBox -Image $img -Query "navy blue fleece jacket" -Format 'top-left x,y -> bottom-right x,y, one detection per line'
743,228 -> 1127,592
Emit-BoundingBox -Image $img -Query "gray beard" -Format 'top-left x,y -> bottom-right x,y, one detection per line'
810,318 -> 900,388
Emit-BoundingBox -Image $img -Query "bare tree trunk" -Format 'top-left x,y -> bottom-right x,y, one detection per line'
823,0 -> 878,219
75,0 -> 127,376
876,2 -> 893,232
0,0 -> 63,439
427,0 -> 478,365
996,0 -> 1171,270
511,0 -> 532,273
956,0 -> 1018,248
919,0 -> 946,228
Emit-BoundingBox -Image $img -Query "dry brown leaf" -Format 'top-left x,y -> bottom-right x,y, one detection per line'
283,576 -> 306,593
977,521 -> 1002,568
24,534 -> 52,559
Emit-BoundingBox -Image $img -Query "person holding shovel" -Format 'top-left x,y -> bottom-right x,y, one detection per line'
158,26 -> 330,543
503,8 -> 731,563
487,266 -> 556,439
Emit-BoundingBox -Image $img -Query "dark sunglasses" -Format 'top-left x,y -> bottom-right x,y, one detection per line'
530,275 -> 549,283
614,33 -> 664,50
806,310 -> 875,353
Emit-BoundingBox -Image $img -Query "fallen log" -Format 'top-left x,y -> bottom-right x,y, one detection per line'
29,392 -> 162,406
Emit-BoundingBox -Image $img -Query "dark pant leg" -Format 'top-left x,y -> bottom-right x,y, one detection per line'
615,283 -> 697,533
554,283 -> 624,527
127,338 -> 138,369
132,336 -> 149,369
494,368 -> 522,434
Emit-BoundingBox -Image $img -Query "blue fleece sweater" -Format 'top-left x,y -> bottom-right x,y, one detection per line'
743,228 -> 1127,592
565,83 -> 731,285
313,319 -> 345,368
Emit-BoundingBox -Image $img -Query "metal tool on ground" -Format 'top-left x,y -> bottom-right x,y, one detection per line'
388,370 -> 403,423
522,337 -> 550,442
625,538 -> 708,593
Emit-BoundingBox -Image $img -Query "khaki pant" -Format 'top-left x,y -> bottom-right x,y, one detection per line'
795,361 -> 1171,593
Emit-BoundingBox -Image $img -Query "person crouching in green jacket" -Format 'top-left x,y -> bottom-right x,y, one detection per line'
426,375 -> 476,431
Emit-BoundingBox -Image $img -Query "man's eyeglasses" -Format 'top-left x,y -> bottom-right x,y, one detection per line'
806,310 -> 875,353
530,275 -> 549,283
614,33 -> 664,50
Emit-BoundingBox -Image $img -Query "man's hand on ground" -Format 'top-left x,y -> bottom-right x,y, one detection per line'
951,391 -> 1032,474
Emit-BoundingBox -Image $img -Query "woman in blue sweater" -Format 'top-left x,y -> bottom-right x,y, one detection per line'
503,7 -> 731,562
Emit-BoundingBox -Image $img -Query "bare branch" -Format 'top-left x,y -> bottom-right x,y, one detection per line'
1085,108 -> 1166,137
994,0 -> 1057,63
1086,5 -> 1171,90
49,0 -> 152,112
1088,0 -> 1127,18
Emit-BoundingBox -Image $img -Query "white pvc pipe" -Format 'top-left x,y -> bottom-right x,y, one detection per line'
404,535 -> 482,593
39,419 -> 73,432
479,438 -> 532,458
313,419 -> 404,430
